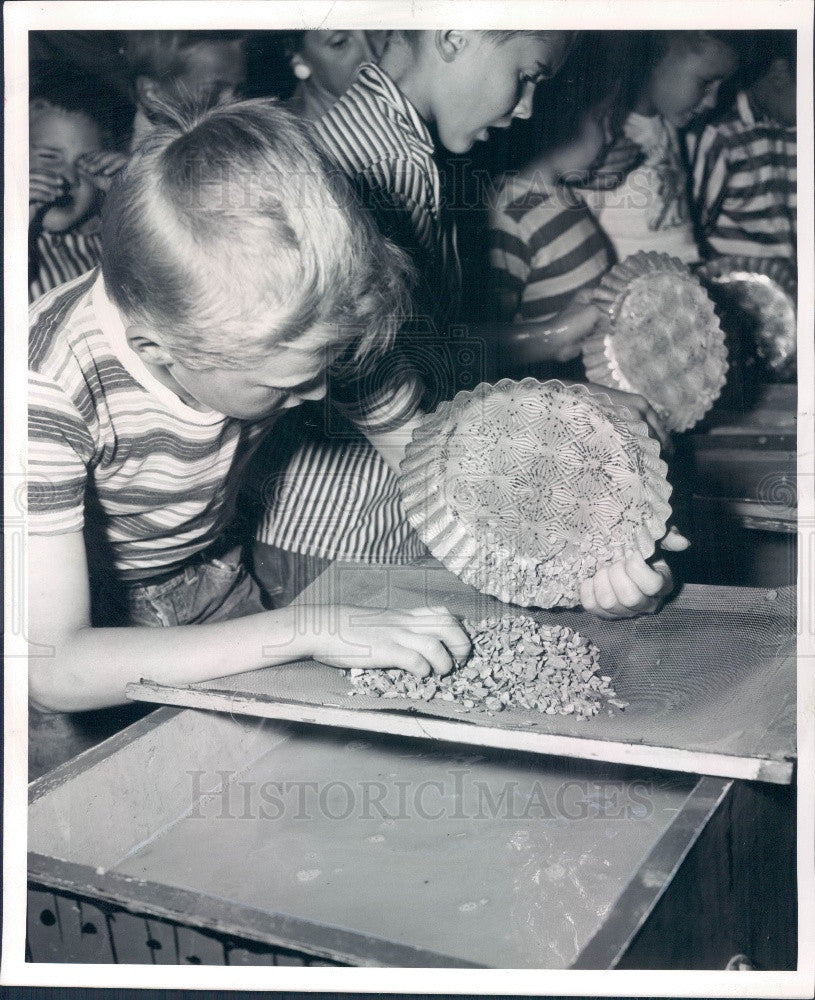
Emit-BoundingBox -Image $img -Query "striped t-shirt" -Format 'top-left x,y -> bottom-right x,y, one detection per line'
690,91 -> 796,261
28,271 -> 274,582
490,176 -> 612,322
257,62 -> 461,563
29,227 -> 102,304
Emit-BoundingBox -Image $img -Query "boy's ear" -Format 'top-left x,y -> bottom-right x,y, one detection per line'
126,325 -> 174,367
434,30 -> 468,63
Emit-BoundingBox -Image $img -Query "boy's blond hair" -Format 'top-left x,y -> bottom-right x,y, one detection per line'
101,97 -> 412,370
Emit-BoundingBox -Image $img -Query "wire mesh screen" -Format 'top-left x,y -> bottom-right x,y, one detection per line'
175,561 -> 795,766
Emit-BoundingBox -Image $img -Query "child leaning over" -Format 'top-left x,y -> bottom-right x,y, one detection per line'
581,31 -> 738,265
255,29 -> 683,617
489,36 -> 628,364
120,30 -> 248,147
29,60 -> 132,303
689,30 -> 796,263
28,99 -> 470,767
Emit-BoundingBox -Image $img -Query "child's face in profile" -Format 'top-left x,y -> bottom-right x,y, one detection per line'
296,31 -> 374,99
161,325 -> 334,420
647,37 -> 737,127
434,32 -> 571,154
29,104 -> 103,233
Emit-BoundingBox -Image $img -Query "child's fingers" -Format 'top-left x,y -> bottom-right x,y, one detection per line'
381,644 -> 433,679
607,558 -> 648,608
406,605 -> 472,663
30,172 -> 66,201
392,630 -> 454,677
579,575 -> 619,619
580,568 -> 622,617
77,153 -> 127,192
76,152 -> 106,172
623,551 -> 669,597
659,525 -> 691,552
636,401 -> 670,451
79,152 -> 128,176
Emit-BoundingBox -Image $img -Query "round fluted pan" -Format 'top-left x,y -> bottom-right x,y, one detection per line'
399,378 -> 672,609
698,255 -> 797,379
584,251 -> 728,432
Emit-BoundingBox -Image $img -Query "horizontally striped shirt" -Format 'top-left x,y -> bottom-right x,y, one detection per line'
490,175 -> 612,322
690,91 -> 796,261
29,271 -> 274,582
257,62 -> 461,563
29,227 -> 102,304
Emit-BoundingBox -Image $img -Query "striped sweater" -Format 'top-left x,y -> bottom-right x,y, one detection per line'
490,176 -> 612,322
28,271 -> 274,582
29,227 -> 102,304
690,91 -> 796,261
256,62 -> 461,563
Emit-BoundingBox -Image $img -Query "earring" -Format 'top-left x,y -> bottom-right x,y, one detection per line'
293,62 -> 311,81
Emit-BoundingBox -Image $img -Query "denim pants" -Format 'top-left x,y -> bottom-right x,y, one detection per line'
124,547 -> 266,626
251,541 -> 332,608
29,547 -> 266,781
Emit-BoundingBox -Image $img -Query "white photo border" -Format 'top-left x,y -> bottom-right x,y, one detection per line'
4,1 -> 814,995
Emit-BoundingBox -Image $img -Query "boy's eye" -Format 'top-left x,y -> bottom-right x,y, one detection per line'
328,33 -> 349,49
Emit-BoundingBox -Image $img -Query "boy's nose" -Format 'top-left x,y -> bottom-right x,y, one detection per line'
512,83 -> 536,121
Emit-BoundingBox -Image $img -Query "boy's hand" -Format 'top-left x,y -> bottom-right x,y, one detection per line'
77,151 -> 129,192
580,527 -> 690,620
580,381 -> 671,451
29,170 -> 67,224
311,604 -> 472,678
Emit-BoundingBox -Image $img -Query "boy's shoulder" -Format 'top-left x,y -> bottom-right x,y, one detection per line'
314,63 -> 437,183
29,270 -> 101,375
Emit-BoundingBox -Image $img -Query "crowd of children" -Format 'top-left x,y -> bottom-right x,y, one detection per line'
26,28 -> 797,775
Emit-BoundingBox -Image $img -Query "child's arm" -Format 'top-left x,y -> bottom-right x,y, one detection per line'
493,299 -> 604,366
28,530 -> 471,713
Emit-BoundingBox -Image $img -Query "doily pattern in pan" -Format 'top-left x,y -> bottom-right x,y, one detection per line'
583,251 -> 728,432
399,378 -> 672,609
